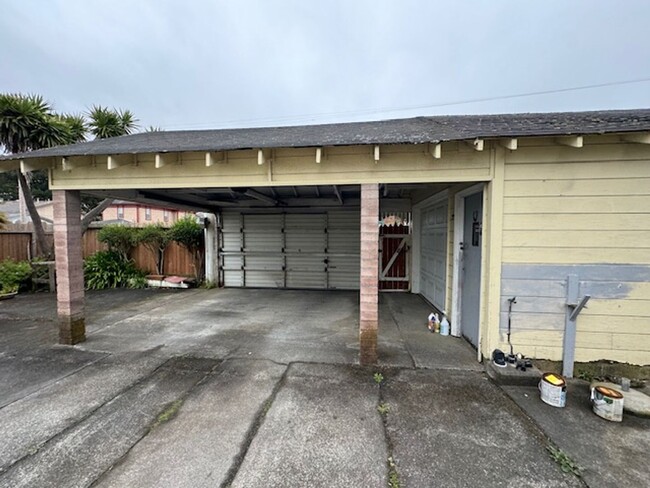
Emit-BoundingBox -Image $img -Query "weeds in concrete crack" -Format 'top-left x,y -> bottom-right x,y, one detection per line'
377,402 -> 391,415
374,373 -> 402,488
546,444 -> 582,478
219,363 -> 291,488
387,456 -> 401,488
150,399 -> 184,429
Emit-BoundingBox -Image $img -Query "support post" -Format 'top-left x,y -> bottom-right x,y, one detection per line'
359,183 -> 379,365
198,212 -> 218,285
562,274 -> 579,378
53,190 -> 85,344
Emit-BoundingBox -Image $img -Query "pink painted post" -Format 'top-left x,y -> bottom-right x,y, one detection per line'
359,183 -> 379,365
53,190 -> 85,344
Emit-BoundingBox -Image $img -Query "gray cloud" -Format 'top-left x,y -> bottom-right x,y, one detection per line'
1,0 -> 649,130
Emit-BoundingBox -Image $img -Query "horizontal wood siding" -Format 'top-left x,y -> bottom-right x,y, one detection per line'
500,140 -> 650,365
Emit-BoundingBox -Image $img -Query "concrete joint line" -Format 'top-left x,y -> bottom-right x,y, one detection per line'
219,363 -> 292,488
88,359 -> 223,487
384,301 -> 417,370
0,355 -> 175,476
0,351 -> 110,412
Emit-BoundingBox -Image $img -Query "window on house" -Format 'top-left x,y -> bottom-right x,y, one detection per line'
117,206 -> 124,219
145,207 -> 152,221
163,209 -> 169,222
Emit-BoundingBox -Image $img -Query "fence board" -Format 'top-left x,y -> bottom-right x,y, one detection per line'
2,229 -> 201,277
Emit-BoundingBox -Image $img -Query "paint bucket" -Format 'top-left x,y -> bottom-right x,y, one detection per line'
539,373 -> 567,408
591,386 -> 624,422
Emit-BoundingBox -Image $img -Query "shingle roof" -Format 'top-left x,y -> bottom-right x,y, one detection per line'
2,108 -> 650,161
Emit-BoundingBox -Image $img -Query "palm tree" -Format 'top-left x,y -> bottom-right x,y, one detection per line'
87,106 -> 138,139
0,93 -> 77,255
79,106 -> 139,232
1,95 -> 143,253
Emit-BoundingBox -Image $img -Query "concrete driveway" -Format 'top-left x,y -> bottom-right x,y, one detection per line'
0,288 -> 640,487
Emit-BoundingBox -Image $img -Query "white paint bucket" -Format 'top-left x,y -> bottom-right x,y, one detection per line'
591,386 -> 624,422
539,373 -> 567,408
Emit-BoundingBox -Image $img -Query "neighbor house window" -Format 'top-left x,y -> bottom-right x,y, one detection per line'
145,207 -> 151,221
117,206 -> 124,219
163,209 -> 169,222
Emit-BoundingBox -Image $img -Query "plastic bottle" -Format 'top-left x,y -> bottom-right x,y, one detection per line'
440,313 -> 450,336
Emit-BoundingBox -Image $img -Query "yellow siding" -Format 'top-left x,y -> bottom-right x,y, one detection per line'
501,141 -> 650,365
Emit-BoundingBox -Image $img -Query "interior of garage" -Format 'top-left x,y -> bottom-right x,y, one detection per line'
90,182 -> 481,342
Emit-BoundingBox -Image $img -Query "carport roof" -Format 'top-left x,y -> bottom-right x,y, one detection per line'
2,108 -> 650,161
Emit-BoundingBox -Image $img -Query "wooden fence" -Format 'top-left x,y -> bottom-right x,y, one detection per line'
1,229 -> 200,277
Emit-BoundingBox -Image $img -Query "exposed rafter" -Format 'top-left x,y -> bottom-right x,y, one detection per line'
500,138 -> 518,150
555,135 -> 583,148
374,145 -> 380,163
466,138 -> 484,151
332,185 -> 343,205
315,147 -> 323,163
429,143 -> 441,159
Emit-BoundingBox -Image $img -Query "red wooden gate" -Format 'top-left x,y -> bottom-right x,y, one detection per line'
379,224 -> 410,291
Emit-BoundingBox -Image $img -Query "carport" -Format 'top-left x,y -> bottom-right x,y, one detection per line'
1,117 -> 502,365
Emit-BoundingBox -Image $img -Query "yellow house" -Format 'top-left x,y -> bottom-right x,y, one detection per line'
2,109 -> 649,371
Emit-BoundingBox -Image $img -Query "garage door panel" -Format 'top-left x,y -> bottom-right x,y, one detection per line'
221,210 -> 360,290
420,201 -> 448,310
245,271 -> 284,288
285,233 -> 326,252
286,271 -> 327,289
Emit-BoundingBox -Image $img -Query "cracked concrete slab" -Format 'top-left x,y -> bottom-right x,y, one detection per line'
0,347 -> 107,408
0,357 -> 218,488
0,350 -> 167,471
230,363 -> 388,488
504,381 -> 650,488
96,358 -> 286,488
382,369 -> 583,487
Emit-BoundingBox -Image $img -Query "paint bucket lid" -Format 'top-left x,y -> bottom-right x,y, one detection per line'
542,373 -> 565,387
594,386 -> 624,399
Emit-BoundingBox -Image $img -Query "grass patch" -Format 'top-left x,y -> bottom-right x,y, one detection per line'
151,399 -> 184,429
373,372 -> 385,385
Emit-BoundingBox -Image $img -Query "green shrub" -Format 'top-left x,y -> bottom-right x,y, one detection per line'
0,259 -> 32,294
137,224 -> 170,275
169,216 -> 204,279
98,225 -> 139,261
84,251 -> 146,290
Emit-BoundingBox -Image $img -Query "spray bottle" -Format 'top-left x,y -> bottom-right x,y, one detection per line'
440,312 -> 450,336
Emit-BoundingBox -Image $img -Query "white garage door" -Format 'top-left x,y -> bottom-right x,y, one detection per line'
420,201 -> 448,310
220,210 -> 360,289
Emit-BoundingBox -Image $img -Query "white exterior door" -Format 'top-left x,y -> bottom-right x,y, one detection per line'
419,201 -> 448,311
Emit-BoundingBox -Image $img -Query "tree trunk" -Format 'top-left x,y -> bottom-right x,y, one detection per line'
17,171 -> 51,257
80,198 -> 113,234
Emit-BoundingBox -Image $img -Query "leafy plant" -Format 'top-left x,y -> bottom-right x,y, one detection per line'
98,225 -> 139,261
377,402 -> 391,415
137,224 -> 170,275
373,372 -> 385,385
169,216 -> 204,279
0,259 -> 32,294
84,251 -> 146,290
387,456 -> 401,488
546,445 -> 582,477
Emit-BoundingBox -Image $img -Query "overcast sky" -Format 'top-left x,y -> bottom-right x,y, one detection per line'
2,1 -> 650,130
